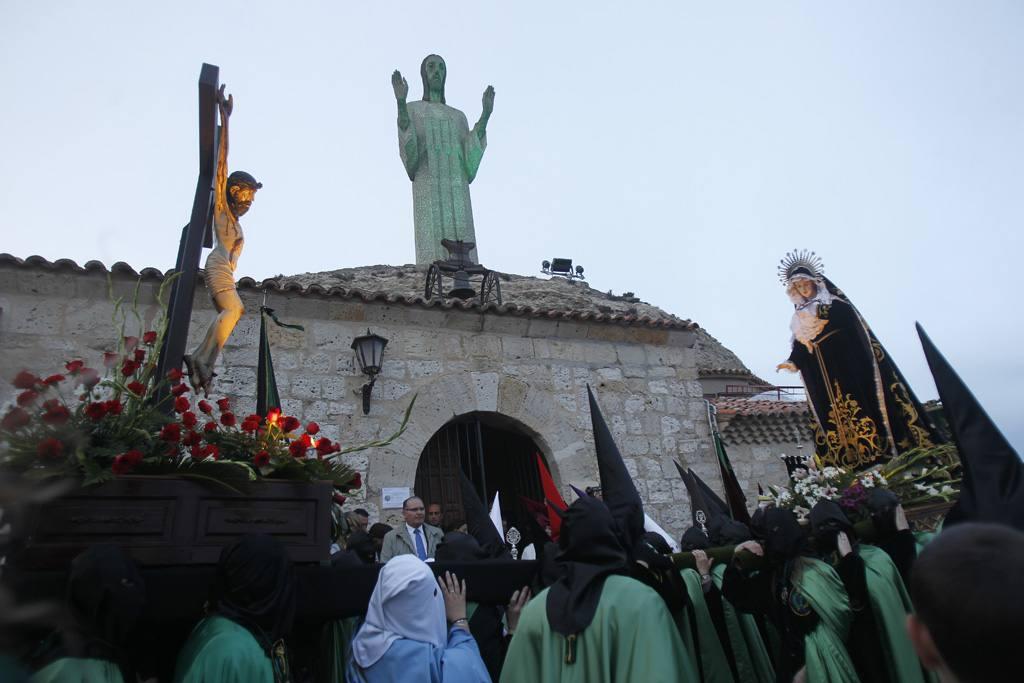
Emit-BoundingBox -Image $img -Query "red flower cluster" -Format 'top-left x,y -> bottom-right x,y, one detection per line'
253,450 -> 271,467
13,371 -> 39,389
111,449 -> 143,475
84,401 -> 108,422
241,414 -> 262,433
41,399 -> 70,425
160,423 -> 182,442
37,437 -> 64,459
2,407 -> 30,431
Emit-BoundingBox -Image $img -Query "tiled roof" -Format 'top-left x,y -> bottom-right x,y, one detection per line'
713,398 -> 813,446
0,254 -> 698,331
713,398 -> 810,417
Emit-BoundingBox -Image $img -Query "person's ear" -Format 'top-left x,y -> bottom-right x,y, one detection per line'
906,614 -> 944,671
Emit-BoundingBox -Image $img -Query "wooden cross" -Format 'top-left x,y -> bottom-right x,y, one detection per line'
153,63 -> 220,412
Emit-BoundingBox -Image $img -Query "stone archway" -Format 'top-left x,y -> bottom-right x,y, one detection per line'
414,411 -> 554,552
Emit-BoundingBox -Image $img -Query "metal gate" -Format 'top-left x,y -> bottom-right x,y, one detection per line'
414,414 -> 548,544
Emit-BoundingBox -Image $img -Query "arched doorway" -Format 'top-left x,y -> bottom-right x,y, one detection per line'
414,412 -> 552,550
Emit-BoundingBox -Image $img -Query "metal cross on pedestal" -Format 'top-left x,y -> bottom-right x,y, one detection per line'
153,63 -> 220,412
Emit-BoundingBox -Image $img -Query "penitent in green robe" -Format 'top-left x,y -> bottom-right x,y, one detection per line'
174,615 -> 274,683
709,565 -> 775,683
500,574 -> 698,683
30,658 -> 123,683
858,546 -> 932,683
677,569 -> 735,683
793,558 -> 861,683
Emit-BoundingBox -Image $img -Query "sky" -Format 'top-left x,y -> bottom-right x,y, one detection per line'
2,2 -> 1022,450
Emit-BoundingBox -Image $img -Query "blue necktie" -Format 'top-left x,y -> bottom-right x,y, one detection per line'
414,528 -> 427,560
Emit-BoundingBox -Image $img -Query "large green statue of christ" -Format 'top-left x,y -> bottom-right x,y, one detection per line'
392,55 -> 494,265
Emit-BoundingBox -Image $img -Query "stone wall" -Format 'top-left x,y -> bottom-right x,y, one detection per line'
0,259 -> 746,540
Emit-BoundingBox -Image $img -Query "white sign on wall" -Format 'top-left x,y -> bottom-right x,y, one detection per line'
382,487 -> 411,509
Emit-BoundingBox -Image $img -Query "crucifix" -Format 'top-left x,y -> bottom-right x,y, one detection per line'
154,63 -> 261,406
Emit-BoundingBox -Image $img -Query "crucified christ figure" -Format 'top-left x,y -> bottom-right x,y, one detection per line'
184,84 -> 261,396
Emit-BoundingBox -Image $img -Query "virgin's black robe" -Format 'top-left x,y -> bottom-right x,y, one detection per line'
789,279 -> 943,468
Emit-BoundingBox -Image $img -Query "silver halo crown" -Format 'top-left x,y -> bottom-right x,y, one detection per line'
778,249 -> 825,284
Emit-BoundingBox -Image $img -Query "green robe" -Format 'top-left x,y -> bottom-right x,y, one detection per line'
31,658 -> 122,683
500,574 -> 697,683
174,615 -> 274,683
792,558 -> 860,683
678,569 -> 734,683
858,545 -> 930,683
709,564 -> 775,683
318,616 -> 361,683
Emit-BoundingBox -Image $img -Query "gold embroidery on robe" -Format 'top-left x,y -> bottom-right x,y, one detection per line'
817,380 -> 882,468
890,381 -> 935,450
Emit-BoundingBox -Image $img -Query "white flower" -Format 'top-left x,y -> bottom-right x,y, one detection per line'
861,477 -> 875,488
940,485 -> 955,494
927,487 -> 940,496
914,483 -> 929,492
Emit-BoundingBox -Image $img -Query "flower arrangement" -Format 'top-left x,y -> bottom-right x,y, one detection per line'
1,289 -> 412,492
767,444 -> 961,522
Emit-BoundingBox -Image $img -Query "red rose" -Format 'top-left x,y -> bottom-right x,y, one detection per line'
105,399 -> 124,415
2,407 -> 31,432
241,416 -> 261,433
41,401 -> 70,425
315,437 -> 333,456
13,371 -> 39,389
298,433 -> 313,448
84,401 -> 108,421
281,416 -> 301,433
37,437 -> 65,459
124,449 -> 143,465
216,397 -> 231,412
166,368 -> 183,382
331,442 -> 341,453
111,454 -> 135,475
171,383 -> 190,397
76,368 -> 101,390
17,390 -> 38,406
198,400 -> 213,414
42,374 -> 65,386
123,336 -> 139,351
266,407 -> 282,424
289,441 -> 307,458
65,360 -> 85,374
174,396 -> 191,414
183,429 -> 202,447
203,421 -> 218,433
143,331 -> 158,345
160,423 -> 182,442
333,493 -> 347,506
306,422 -> 320,435
350,472 -> 362,489
205,444 -> 220,460
190,444 -> 204,459
126,381 -> 146,396
253,450 -> 271,467
181,411 -> 198,429
133,349 -> 146,363
220,412 -> 237,427
103,352 -> 120,369
121,359 -> 138,377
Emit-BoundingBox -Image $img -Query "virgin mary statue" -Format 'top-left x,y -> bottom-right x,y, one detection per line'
776,250 -> 944,469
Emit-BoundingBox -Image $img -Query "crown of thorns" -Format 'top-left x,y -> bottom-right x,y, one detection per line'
778,249 -> 825,284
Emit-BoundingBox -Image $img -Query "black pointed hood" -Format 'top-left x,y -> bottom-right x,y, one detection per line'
675,461 -> 714,531
587,386 -> 644,557
689,468 -> 731,518
458,472 -> 509,558
917,323 -> 1024,530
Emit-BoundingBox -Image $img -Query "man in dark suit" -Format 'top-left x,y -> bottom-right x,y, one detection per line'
379,496 -> 443,562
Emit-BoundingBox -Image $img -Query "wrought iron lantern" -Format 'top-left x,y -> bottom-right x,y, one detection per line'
351,329 -> 388,414
541,257 -> 585,281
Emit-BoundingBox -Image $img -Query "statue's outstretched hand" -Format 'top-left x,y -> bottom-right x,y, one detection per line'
216,84 -> 233,118
392,70 -> 409,101
482,85 -> 495,115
